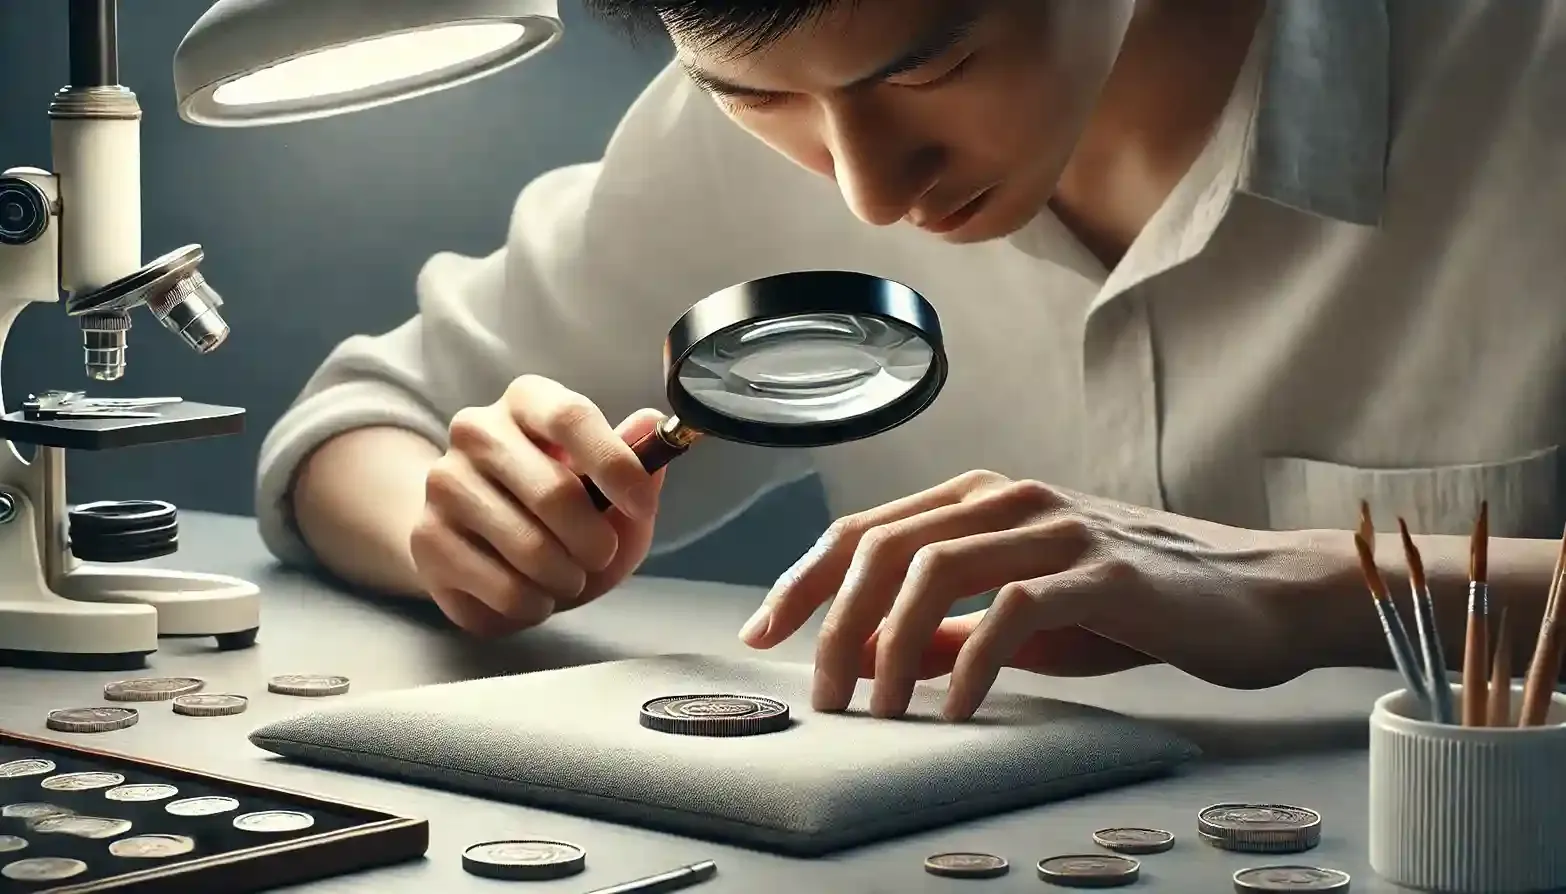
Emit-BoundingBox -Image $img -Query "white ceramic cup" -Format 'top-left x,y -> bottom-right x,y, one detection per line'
1369,683 -> 1566,893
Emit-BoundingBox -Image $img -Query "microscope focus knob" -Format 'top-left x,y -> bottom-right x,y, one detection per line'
0,177 -> 50,246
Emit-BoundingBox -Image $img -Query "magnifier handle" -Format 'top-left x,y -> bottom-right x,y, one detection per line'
583,417 -> 699,512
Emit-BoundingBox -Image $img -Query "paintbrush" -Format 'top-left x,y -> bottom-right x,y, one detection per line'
1462,503 -> 1489,725
1354,530 -> 1432,715
1486,604 -> 1512,726
1518,524 -> 1566,726
1399,518 -> 1455,723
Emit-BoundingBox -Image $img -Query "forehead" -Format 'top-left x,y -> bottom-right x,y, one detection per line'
671,0 -> 974,86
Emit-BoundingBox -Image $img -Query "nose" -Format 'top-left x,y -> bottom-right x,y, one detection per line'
822,101 -> 939,227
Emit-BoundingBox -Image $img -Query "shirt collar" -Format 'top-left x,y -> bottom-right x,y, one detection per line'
1239,0 -> 1391,226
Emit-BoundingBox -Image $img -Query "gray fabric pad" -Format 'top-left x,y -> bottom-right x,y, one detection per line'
248,654 -> 1200,855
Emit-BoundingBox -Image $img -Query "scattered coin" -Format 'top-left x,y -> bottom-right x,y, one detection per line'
1093,827 -> 1176,855
1,856 -> 86,882
924,852 -> 1010,879
1234,865 -> 1351,893
106,784 -> 179,802
266,674 -> 350,697
233,810 -> 315,833
28,814 -> 133,839
171,693 -> 248,717
461,839 -> 587,881
1,803 -> 71,820
0,835 -> 25,853
103,677 -> 204,702
0,759 -> 54,779
45,706 -> 139,733
1037,854 -> 1141,888
1198,804 -> 1322,854
40,771 -> 125,791
109,834 -> 196,859
165,796 -> 239,817
639,694 -> 791,737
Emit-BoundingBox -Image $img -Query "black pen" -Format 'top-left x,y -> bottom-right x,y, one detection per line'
580,860 -> 717,894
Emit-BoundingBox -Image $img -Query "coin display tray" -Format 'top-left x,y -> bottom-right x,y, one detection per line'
0,730 -> 426,893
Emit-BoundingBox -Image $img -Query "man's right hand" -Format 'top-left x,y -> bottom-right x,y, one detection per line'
410,375 -> 666,636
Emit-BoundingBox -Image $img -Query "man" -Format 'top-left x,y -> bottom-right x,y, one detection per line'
259,0 -> 1566,720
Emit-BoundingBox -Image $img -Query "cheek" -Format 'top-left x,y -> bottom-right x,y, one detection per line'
727,109 -> 836,179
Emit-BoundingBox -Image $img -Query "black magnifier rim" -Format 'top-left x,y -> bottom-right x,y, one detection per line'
663,270 -> 947,448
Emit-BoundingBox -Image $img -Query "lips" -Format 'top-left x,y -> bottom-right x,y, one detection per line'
913,188 -> 993,235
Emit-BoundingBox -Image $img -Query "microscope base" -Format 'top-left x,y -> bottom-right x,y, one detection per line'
0,490 -> 159,669
58,564 -> 260,645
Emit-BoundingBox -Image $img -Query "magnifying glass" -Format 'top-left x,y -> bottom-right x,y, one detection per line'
583,270 -> 947,511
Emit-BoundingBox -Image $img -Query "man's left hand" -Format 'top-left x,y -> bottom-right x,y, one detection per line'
738,470 -> 1309,721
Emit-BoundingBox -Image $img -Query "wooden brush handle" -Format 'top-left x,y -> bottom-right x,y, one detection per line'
1486,607 -> 1512,727
1462,585 -> 1489,726
1518,617 -> 1563,726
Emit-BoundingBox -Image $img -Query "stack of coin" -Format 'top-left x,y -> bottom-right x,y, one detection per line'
1197,804 -> 1321,854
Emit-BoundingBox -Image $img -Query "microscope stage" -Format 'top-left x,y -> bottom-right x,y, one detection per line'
0,401 -> 243,450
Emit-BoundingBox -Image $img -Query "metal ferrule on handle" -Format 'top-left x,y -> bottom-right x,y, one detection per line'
583,416 -> 701,512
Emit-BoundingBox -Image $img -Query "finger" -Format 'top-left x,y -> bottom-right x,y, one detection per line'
944,564 -> 1107,721
861,613 -> 1156,680
412,515 -> 556,628
428,587 -> 527,638
871,520 -> 1087,718
746,471 -> 1012,649
426,455 -> 587,598
452,407 -> 620,573
504,376 -> 658,518
811,491 -> 1054,713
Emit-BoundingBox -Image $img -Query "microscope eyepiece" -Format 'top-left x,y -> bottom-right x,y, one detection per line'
63,243 -> 228,378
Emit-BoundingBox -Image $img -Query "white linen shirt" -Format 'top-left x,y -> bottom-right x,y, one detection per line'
257,0 -> 1566,570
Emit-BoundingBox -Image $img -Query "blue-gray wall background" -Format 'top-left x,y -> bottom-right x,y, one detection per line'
0,0 -> 828,585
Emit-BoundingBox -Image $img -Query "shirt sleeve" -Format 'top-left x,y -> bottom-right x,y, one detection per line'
254,62 -> 817,570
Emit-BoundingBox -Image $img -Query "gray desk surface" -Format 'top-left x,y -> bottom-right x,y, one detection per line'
1,512 -> 1412,892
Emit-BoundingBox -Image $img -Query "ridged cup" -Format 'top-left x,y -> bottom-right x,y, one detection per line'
1369,683 -> 1566,893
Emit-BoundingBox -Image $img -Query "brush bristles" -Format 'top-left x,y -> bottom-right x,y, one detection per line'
1471,501 -> 1488,583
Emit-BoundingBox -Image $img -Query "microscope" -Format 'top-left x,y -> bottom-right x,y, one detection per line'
0,0 -> 259,670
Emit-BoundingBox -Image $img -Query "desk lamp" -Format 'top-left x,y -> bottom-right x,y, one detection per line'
0,0 -> 562,670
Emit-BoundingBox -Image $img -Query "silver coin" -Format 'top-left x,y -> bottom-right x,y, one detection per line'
1,857 -> 87,881
1037,854 -> 1141,888
0,759 -> 54,779
165,796 -> 239,817
0,835 -> 25,853
266,674 -> 350,696
103,677 -> 205,702
105,784 -> 179,802
462,839 -> 588,881
1,803 -> 71,820
109,834 -> 196,859
1093,827 -> 1176,854
1234,865 -> 1352,892
1201,804 -> 1321,833
45,706 -> 139,733
171,693 -> 248,716
40,771 -> 124,791
233,810 -> 315,833
924,852 -> 1010,878
28,814 -> 133,839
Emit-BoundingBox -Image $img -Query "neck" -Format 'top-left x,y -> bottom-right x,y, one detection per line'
1050,0 -> 1265,267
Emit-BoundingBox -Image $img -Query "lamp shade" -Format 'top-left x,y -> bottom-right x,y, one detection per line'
173,0 -> 562,127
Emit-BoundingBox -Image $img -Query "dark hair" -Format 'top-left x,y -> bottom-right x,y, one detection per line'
580,0 -> 845,56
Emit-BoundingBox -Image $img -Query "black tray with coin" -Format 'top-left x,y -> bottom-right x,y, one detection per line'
0,729 -> 427,893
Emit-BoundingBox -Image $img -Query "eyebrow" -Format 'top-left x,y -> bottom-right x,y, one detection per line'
681,6 -> 983,99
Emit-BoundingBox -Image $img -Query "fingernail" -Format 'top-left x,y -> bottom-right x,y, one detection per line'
739,607 -> 770,643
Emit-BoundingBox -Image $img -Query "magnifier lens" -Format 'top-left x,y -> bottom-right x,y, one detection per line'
675,312 -> 934,426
